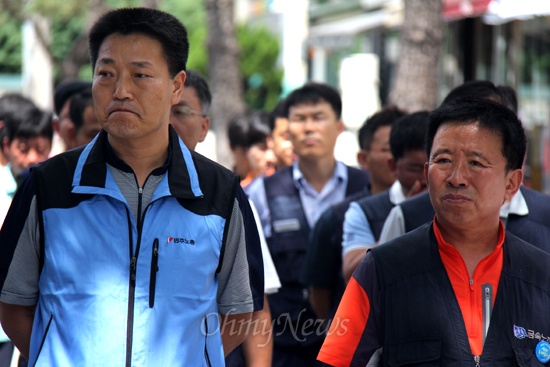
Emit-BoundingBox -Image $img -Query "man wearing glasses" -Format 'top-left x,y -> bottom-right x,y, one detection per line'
169,69 -> 211,151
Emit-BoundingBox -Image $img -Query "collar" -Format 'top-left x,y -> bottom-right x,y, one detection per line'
72,126 -> 202,199
500,186 -> 529,218
388,180 -> 406,205
433,217 -> 506,256
103,132 -> 171,176
291,159 -> 347,188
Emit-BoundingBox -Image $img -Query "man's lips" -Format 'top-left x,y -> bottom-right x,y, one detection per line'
441,193 -> 472,203
107,105 -> 138,116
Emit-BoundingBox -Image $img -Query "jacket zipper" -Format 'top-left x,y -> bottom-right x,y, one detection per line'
473,284 -> 493,367
149,238 -> 159,308
125,186 -> 146,367
474,355 -> 480,366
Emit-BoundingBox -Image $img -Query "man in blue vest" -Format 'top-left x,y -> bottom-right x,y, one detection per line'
0,8 -> 263,366
318,98 -> 550,366
247,82 -> 370,367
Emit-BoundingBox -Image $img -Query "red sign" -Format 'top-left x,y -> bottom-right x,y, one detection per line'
443,0 -> 491,20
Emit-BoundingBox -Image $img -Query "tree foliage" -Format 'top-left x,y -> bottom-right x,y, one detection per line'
0,0 -> 282,111
0,12 -> 23,74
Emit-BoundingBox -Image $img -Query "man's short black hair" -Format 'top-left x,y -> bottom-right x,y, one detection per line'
427,98 -> 526,171
69,88 -> 94,131
185,70 -> 212,115
227,110 -> 271,150
89,7 -> 189,77
442,80 -> 518,114
0,94 -> 52,144
268,99 -> 287,131
389,111 -> 429,161
2,103 -> 53,144
54,80 -> 91,116
357,106 -> 406,150
284,82 -> 342,119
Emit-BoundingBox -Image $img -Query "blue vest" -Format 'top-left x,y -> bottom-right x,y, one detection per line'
357,190 -> 394,241
29,130 -> 239,367
264,165 -> 369,347
371,223 -> 550,366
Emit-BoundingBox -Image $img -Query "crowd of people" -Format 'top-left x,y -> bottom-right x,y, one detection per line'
1,6 -> 550,367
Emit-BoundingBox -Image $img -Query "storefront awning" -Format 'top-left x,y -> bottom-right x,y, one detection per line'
308,10 -> 387,48
483,0 -> 550,25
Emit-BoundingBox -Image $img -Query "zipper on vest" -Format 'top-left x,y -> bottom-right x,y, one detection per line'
474,355 -> 481,366
149,238 -> 159,308
125,186 -> 147,367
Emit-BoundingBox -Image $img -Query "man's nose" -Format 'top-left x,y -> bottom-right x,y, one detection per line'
113,75 -> 133,100
447,161 -> 469,187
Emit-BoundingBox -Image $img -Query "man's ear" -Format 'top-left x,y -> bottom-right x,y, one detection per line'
504,168 -> 523,202
357,150 -> 369,170
66,123 -> 77,149
199,117 -> 210,143
171,70 -> 186,106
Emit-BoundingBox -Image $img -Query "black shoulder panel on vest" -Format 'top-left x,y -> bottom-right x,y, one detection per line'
370,222 -> 439,285
33,148 -> 94,211
357,191 -> 393,241
179,150 -> 239,219
502,231 -> 550,290
332,190 -> 368,224
345,166 -> 370,197
401,192 -> 435,233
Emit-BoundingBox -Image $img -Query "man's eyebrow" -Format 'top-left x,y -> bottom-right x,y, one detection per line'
130,61 -> 154,68
96,57 -> 115,66
468,151 -> 491,162
95,58 -> 153,68
431,148 -> 451,156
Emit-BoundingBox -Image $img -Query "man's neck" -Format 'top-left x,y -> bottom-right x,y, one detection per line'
108,134 -> 169,188
438,219 -> 500,277
297,155 -> 337,193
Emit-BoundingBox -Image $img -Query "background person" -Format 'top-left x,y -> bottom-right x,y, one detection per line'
68,87 -> 102,147
268,99 -> 295,170
247,82 -> 370,367
228,109 -> 276,190
341,111 -> 429,282
52,80 -> 91,152
169,69 -> 211,151
0,96 -> 52,199
302,106 -> 405,322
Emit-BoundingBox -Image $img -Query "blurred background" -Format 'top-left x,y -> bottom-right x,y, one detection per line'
1,0 -> 550,191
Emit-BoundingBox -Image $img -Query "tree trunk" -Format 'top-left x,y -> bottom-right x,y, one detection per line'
205,0 -> 244,169
388,0 -> 443,112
